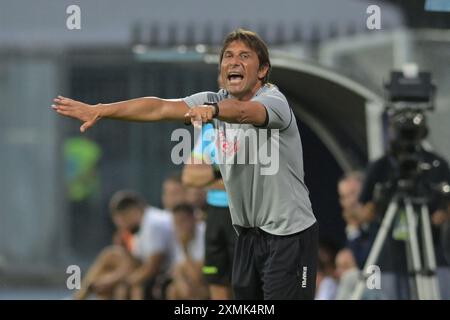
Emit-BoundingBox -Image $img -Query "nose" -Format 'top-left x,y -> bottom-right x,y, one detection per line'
228,55 -> 241,66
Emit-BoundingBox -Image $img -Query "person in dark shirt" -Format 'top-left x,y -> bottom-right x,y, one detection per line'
359,116 -> 450,299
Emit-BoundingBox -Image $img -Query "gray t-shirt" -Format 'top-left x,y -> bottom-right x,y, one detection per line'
183,84 -> 316,235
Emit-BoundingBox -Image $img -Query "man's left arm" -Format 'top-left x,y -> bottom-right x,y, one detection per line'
186,93 -> 292,129
213,100 -> 268,125
186,99 -> 267,126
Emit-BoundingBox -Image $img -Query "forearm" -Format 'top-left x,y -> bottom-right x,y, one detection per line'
181,259 -> 204,284
99,268 -> 129,286
97,97 -> 168,122
129,265 -> 157,284
128,254 -> 163,284
216,99 -> 266,125
172,268 -> 192,298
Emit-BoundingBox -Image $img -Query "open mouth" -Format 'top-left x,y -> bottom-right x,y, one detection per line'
227,72 -> 244,84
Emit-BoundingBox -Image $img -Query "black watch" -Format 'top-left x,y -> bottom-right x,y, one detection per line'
204,102 -> 219,118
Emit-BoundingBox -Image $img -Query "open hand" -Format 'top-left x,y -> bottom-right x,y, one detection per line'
52,95 -> 101,132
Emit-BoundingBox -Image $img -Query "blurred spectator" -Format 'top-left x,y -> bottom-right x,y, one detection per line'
359,118 -> 450,299
184,186 -> 207,220
334,248 -> 360,300
338,171 -> 377,269
166,204 -> 209,300
315,242 -> 338,300
74,190 -> 174,300
162,172 -> 186,211
335,248 -> 357,278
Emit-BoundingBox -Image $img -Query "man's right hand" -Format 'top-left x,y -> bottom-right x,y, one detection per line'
52,95 -> 101,132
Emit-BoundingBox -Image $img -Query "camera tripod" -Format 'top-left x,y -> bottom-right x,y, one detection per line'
351,191 -> 441,300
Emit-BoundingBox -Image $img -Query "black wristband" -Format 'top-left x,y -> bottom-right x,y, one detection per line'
204,102 -> 219,118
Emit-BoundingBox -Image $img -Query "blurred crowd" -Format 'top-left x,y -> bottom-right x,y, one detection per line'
316,168 -> 450,300
73,149 -> 450,300
74,173 -> 210,300
74,167 -> 450,300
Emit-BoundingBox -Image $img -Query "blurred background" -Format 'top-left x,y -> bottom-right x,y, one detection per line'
0,0 -> 449,299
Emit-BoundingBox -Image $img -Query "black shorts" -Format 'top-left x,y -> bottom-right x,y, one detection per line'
203,205 -> 237,286
232,222 -> 318,300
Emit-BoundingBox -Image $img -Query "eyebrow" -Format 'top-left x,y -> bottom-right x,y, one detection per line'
224,50 -> 252,55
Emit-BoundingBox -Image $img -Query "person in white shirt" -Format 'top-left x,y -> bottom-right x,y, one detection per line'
74,190 -> 175,300
166,204 -> 208,300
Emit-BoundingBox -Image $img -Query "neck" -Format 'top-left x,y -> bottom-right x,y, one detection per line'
234,82 -> 265,101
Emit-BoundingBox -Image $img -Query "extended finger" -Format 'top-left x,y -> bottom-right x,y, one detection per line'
57,95 -> 72,102
55,109 -> 71,116
56,96 -> 76,106
52,104 -> 69,111
80,120 -> 94,133
54,98 -> 71,106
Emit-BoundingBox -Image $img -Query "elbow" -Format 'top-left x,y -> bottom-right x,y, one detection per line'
234,102 -> 265,125
236,104 -> 250,124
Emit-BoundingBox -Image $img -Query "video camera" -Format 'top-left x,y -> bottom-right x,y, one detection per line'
377,65 -> 450,207
384,65 -> 435,188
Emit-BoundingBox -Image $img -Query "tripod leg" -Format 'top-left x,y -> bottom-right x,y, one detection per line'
404,237 -> 419,299
420,204 -> 441,300
404,199 -> 425,299
350,200 -> 398,300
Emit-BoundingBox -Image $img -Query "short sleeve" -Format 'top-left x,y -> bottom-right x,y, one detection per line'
135,217 -> 172,260
252,90 -> 292,130
183,92 -> 214,108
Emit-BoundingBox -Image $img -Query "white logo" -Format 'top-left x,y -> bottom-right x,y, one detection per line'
66,265 -> 81,290
66,5 -> 81,30
170,125 -> 280,176
366,5 -> 381,30
301,266 -> 308,288
366,264 -> 381,290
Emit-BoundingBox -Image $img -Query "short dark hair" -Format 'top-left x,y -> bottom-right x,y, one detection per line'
172,203 -> 195,216
219,28 -> 271,84
109,190 -> 146,214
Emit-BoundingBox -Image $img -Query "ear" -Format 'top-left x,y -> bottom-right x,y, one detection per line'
257,63 -> 270,81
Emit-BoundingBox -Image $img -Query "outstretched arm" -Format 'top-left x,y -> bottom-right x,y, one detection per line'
52,95 -> 189,132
